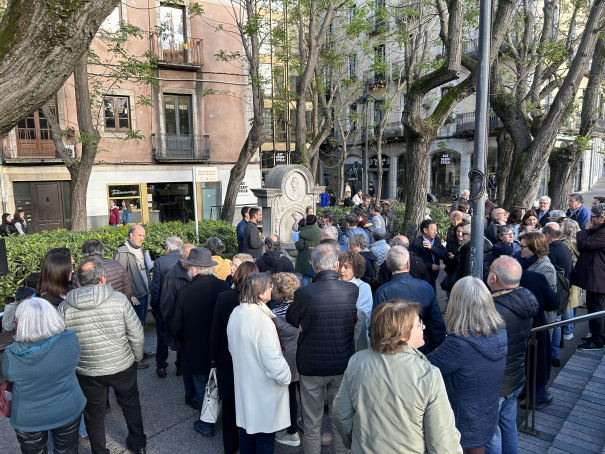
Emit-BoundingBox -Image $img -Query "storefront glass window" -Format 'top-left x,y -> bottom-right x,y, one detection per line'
431,151 -> 461,202
147,183 -> 194,223
107,184 -> 142,223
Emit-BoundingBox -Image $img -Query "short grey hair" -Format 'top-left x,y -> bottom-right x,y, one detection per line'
386,246 -> 409,272
190,265 -> 215,276
461,190 -> 470,197
592,203 -> 605,217
539,196 -> 551,203
321,226 -> 338,241
347,234 -> 367,250
311,244 -> 340,271
542,224 -> 561,239
15,297 -> 65,343
561,219 -> 580,242
265,236 -> 282,252
446,277 -> 505,337
497,225 -> 514,237
166,236 -> 183,252
372,229 -> 386,242
570,193 -> 584,203
78,257 -> 106,286
491,256 -> 522,287
549,210 -> 566,221
392,237 -> 409,248
203,237 -> 225,256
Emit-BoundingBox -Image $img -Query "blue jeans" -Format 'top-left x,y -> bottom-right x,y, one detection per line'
133,295 -> 148,327
485,387 -> 522,454
301,274 -> 311,286
552,308 -> 575,359
183,373 -> 196,401
239,428 -> 275,454
190,374 -> 214,434
563,308 -> 576,336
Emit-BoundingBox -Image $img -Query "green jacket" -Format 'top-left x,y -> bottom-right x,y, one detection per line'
333,347 -> 462,454
294,224 -> 321,274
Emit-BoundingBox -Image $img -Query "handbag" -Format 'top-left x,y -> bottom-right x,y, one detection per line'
0,379 -> 13,418
199,368 -> 221,423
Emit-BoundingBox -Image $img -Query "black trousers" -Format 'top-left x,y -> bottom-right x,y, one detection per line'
152,306 -> 170,369
586,291 -> 605,345
287,381 -> 299,434
77,363 -> 146,454
15,413 -> 81,454
222,400 -> 239,454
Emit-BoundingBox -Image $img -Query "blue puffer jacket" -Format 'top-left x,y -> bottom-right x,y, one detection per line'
2,331 -> 86,432
427,329 -> 507,450
339,227 -> 369,251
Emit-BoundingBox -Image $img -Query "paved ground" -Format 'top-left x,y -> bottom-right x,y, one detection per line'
580,175 -> 605,200
0,271 -> 591,453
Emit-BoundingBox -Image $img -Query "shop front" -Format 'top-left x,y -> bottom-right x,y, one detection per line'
430,151 -> 461,202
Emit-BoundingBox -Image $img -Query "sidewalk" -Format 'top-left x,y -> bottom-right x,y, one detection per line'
579,175 -> 605,200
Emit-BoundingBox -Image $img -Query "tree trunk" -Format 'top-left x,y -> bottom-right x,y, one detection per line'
495,129 -> 513,206
548,146 -> 580,209
0,0 -> 121,135
403,135 -> 433,238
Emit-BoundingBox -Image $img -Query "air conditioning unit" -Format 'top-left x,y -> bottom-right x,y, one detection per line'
65,145 -> 75,158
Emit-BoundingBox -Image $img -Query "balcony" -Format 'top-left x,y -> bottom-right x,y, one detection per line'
151,133 -> 210,162
383,122 -> 405,139
369,72 -> 387,89
455,112 -> 503,135
150,35 -> 203,71
369,14 -> 389,35
2,129 -> 71,164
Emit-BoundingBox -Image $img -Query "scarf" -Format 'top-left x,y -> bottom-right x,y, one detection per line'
518,254 -> 538,270
274,299 -> 291,317
127,238 -> 141,249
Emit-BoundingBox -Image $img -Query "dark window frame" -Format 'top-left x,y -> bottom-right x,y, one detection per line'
103,96 -> 132,132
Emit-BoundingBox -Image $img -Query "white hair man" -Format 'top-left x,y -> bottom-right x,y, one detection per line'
450,190 -> 470,213
149,236 -> 183,378
485,257 -> 539,453
59,257 -> 146,454
378,235 -> 431,284
286,244 -> 358,454
537,196 -> 551,224
486,208 -> 508,245
373,246 -> 445,354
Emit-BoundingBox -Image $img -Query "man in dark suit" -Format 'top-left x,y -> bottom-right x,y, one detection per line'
378,235 -> 430,285
373,246 -> 445,354
409,219 -> 449,291
168,247 -> 230,437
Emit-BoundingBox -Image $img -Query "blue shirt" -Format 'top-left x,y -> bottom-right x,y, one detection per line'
236,219 -> 248,253
569,204 -> 591,230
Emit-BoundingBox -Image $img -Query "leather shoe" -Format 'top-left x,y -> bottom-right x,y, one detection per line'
143,351 -> 156,360
582,335 -> 592,341
126,436 -> 146,453
193,420 -> 214,438
520,393 -> 553,410
156,368 -> 166,378
552,358 -> 561,368
137,361 -> 149,369
578,341 -> 603,350
559,339 -> 564,349
176,369 -> 183,376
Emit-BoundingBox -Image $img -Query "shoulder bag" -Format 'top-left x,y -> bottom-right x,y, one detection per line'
199,368 -> 222,423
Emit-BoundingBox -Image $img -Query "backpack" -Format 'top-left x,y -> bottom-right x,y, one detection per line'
553,265 -> 570,316
370,260 -> 380,291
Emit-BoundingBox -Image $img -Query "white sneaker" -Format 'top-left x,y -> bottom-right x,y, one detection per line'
321,432 -> 333,446
563,334 -> 574,341
275,430 -> 301,446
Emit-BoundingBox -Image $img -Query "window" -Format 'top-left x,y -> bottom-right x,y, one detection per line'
159,5 -> 186,62
99,7 -> 121,33
103,96 -> 131,131
164,94 -> 192,135
441,86 -> 450,98
349,104 -> 357,131
349,57 -> 357,80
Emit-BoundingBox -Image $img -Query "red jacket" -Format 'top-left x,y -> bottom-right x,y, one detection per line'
109,207 -> 120,225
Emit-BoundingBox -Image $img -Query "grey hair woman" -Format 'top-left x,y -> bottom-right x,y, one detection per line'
549,210 -> 566,223
2,298 -> 86,453
497,224 -> 520,253
427,277 -> 507,451
203,237 -> 232,280
227,273 -> 291,446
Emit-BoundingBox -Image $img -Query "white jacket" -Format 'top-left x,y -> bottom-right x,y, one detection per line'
227,302 -> 291,434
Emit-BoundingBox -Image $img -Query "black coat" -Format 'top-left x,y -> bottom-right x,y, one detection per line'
209,289 -> 240,402
359,250 -> 377,286
409,235 -> 449,285
485,221 -> 502,245
168,274 -> 230,376
255,251 -> 295,274
457,239 -> 493,279
160,262 -> 192,350
242,221 -> 263,258
548,240 -> 573,279
493,288 -> 539,397
149,251 -> 180,310
377,254 -> 430,285
570,222 -> 605,293
382,211 -> 397,242
286,270 -> 358,376
520,270 -> 560,386
343,197 -> 355,207
0,221 -> 17,237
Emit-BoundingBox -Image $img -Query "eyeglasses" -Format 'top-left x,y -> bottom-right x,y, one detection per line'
414,319 -> 425,328
591,215 -> 601,219
519,245 -> 529,249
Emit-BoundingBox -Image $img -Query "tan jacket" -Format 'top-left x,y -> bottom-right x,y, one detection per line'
562,238 -> 583,309
333,347 -> 462,454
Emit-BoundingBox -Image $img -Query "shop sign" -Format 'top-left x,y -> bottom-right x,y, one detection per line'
196,167 -> 218,182
239,180 -> 249,195
275,152 -> 287,164
368,156 -> 390,169
109,185 -> 140,197
440,154 -> 451,165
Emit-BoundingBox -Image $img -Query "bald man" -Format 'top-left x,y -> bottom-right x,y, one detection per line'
485,257 -> 539,453
377,235 -> 430,285
255,235 -> 295,274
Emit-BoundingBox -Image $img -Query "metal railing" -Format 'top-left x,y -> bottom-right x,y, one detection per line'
151,133 -> 210,161
456,111 -> 503,132
594,118 -> 605,135
150,35 -> 204,67
521,310 -> 605,435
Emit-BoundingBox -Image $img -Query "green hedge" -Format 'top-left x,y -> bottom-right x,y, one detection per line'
318,203 -> 450,239
0,220 -> 236,308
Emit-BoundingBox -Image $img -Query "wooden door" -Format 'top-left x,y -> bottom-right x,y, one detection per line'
32,182 -> 64,232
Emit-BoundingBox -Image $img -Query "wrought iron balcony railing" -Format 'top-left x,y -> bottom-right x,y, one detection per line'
151,133 -> 210,161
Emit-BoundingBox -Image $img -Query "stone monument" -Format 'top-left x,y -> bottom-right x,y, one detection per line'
251,165 -> 324,259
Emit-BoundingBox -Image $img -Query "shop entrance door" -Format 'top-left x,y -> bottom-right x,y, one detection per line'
32,182 -> 64,232
431,151 -> 461,202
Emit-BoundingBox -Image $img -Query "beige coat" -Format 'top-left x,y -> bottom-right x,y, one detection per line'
333,346 -> 462,454
562,238 -> 583,309
227,302 -> 291,434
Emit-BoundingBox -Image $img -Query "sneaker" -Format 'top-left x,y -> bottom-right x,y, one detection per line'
137,361 -> 149,369
582,334 -> 593,341
563,333 -> 574,341
578,341 -> 603,350
275,430 -> 301,446
321,432 -> 332,446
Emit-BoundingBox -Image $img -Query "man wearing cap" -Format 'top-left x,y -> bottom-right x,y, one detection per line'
514,201 -> 528,217
168,247 -> 230,437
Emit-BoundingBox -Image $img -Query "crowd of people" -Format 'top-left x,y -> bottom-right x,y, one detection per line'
2,190 -> 605,454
